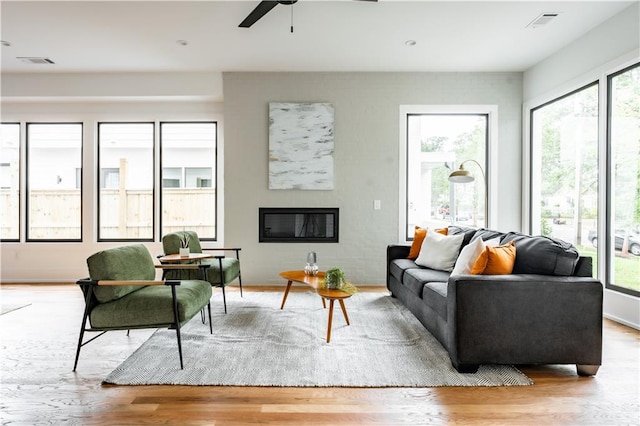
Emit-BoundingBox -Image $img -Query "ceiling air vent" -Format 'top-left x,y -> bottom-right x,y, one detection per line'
17,57 -> 55,64
526,13 -> 559,29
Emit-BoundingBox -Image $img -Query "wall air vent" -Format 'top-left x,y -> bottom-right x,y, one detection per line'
17,57 -> 55,64
526,13 -> 559,29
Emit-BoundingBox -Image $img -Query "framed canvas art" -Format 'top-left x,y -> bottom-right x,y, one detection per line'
268,102 -> 334,190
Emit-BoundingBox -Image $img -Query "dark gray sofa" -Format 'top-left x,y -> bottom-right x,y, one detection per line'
386,226 -> 603,376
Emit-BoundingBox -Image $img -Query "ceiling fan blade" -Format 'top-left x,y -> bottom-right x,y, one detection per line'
239,1 -> 279,28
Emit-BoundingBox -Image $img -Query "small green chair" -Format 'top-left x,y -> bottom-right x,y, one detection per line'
74,244 -> 213,371
161,231 -> 242,314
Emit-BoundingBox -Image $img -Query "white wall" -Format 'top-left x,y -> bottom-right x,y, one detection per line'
523,2 -> 640,329
0,72 -> 225,282
524,2 -> 639,100
223,72 -> 522,285
2,72 -> 223,102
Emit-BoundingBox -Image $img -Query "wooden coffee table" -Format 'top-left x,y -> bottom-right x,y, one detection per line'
279,270 -> 351,343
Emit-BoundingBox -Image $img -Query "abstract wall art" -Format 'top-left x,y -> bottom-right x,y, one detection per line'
268,102 -> 334,190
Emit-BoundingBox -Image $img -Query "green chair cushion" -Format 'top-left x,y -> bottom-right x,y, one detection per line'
162,231 -> 202,255
203,258 -> 240,286
164,258 -> 240,287
87,244 -> 155,303
90,280 -> 212,329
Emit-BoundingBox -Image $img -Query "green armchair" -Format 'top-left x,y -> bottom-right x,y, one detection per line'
74,244 -> 213,371
161,231 -> 242,314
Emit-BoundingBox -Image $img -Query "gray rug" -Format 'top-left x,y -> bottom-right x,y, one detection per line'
0,303 -> 31,315
104,292 -> 533,387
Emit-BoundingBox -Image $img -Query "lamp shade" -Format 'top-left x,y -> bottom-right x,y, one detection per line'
448,168 -> 475,183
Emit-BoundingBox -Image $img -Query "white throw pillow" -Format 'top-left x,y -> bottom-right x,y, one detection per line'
415,230 -> 464,272
485,237 -> 501,247
451,237 -> 486,276
451,236 -> 502,276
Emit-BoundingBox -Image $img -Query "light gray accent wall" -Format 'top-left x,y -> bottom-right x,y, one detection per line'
223,72 -> 522,285
523,2 -> 639,101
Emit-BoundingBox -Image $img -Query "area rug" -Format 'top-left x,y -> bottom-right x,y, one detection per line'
104,292 -> 533,387
0,303 -> 31,315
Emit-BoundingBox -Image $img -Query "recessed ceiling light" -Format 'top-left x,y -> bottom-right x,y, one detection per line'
176,40 -> 189,46
405,40 -> 416,47
1,40 -> 11,47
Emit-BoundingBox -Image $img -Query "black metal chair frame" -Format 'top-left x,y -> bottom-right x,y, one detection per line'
73,264 -> 212,371
202,248 -> 243,314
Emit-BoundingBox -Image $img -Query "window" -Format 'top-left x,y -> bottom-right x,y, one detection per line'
402,110 -> 489,240
98,122 -> 154,241
530,84 -> 599,266
160,122 -> 217,239
0,123 -> 20,241
26,123 -> 83,241
607,63 -> 640,296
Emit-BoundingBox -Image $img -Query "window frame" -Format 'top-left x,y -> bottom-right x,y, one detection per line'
524,60 -> 640,301
97,121 -> 155,242
159,121 -> 218,241
399,105 -> 498,243
0,122 -> 22,242
25,122 -> 83,242
528,80 -> 599,239
605,62 -> 640,298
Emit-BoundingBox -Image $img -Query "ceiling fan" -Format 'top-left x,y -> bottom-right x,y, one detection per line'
239,0 -> 377,29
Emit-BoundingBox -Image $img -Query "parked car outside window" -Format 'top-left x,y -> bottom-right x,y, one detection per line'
587,229 -> 640,256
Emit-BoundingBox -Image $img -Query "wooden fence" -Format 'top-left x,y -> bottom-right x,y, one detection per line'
1,189 -> 216,239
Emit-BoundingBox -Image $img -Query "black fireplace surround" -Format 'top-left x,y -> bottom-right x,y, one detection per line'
259,208 -> 339,243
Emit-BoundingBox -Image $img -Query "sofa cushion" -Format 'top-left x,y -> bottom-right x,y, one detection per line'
389,258 -> 420,282
470,228 -> 506,242
403,268 -> 451,297
90,279 -> 212,328
87,244 -> 155,303
422,282 -> 448,320
447,226 -> 478,248
415,231 -> 464,272
501,232 -> 579,276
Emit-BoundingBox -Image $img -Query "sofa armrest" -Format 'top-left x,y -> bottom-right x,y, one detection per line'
387,244 -> 410,261
386,245 -> 411,288
446,274 -> 603,368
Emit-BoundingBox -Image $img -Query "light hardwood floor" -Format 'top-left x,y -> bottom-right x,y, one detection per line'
1,284 -> 638,425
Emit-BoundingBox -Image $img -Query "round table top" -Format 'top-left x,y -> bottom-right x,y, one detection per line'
316,288 -> 352,300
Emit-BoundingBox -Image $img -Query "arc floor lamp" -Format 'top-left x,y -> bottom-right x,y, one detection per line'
448,159 -> 488,227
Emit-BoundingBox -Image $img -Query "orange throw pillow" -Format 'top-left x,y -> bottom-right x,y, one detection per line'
470,241 -> 516,275
408,226 -> 427,260
436,227 -> 448,236
407,226 -> 448,260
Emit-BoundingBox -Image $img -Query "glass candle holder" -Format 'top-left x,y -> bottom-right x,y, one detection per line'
304,251 -> 318,276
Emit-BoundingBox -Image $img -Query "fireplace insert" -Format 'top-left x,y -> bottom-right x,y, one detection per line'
259,208 -> 339,243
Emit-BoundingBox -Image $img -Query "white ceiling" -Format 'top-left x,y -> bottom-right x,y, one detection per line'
0,1 -> 635,74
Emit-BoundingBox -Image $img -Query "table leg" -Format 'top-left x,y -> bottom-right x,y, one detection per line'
326,299 -> 335,343
339,299 -> 350,326
321,297 -> 326,309
280,280 -> 293,310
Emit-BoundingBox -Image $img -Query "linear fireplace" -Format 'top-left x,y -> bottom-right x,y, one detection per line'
259,208 -> 339,243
